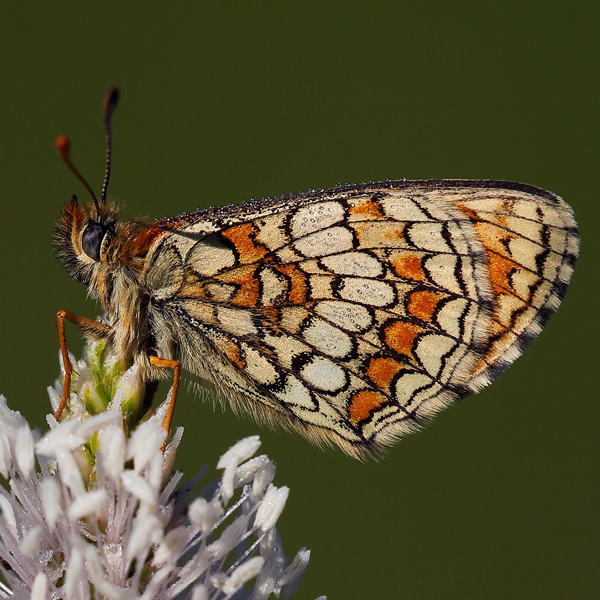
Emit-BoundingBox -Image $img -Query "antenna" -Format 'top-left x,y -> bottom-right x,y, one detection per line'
55,134 -> 99,210
100,87 -> 120,204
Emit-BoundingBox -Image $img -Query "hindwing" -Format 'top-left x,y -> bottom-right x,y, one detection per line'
142,180 -> 579,457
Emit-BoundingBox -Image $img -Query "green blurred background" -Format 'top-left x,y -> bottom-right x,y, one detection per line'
1,2 -> 598,598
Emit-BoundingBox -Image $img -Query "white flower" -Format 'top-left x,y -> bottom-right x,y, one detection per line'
0,341 -> 317,599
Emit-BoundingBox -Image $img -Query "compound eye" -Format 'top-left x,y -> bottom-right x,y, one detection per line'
82,222 -> 107,261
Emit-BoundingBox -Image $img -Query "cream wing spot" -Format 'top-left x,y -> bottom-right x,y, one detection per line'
273,376 -> 315,409
180,220 -> 220,236
436,298 -> 470,338
338,278 -> 395,307
394,372 -> 434,407
276,245 -> 303,263
244,348 -> 279,386
168,221 -> 220,261
308,274 -> 335,299
181,299 -> 218,325
302,319 -> 353,358
407,223 -> 453,252
204,282 -> 237,302
547,228 -> 570,256
424,254 -> 463,295
215,307 -> 257,336
320,251 -> 383,277
255,213 -> 288,250
506,236 -> 544,271
260,268 -> 288,305
315,300 -> 373,332
290,201 -> 345,238
380,196 -> 432,221
300,356 -> 347,392
299,258 -> 328,274
186,236 -> 236,276
414,334 -> 457,377
262,333 -> 310,369
294,226 -> 354,257
542,246 -> 569,282
506,267 -> 542,299
279,306 -> 310,335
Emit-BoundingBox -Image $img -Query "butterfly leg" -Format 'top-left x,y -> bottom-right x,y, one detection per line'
55,310 -> 112,421
148,356 -> 181,446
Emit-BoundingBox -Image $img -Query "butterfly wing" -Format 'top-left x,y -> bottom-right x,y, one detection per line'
143,180 -> 578,457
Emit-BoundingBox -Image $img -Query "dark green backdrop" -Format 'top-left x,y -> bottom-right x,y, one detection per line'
1,3 -> 598,598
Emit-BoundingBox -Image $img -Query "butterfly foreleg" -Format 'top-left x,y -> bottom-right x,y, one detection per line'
55,310 -> 112,420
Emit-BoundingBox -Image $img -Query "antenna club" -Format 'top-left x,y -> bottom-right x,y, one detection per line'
55,135 -> 71,157
103,87 -> 120,115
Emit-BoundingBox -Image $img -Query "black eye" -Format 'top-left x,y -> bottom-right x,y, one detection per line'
82,222 -> 107,261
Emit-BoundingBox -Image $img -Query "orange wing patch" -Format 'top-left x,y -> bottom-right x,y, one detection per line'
390,252 -> 427,281
351,221 -> 405,247
367,357 -> 403,392
407,290 -> 443,321
384,321 -> 423,359
221,340 -> 246,369
486,252 -> 524,295
222,223 -> 269,264
349,390 -> 387,425
348,197 -> 384,220
275,264 -> 308,304
217,265 -> 261,308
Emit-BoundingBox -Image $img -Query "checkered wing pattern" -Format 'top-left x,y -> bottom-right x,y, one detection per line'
145,180 -> 578,457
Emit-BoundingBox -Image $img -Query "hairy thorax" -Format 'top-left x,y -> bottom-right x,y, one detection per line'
91,219 -> 170,382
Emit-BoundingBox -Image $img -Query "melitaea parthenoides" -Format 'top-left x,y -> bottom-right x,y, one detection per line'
53,89 -> 579,458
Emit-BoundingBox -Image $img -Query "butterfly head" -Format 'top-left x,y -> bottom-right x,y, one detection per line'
54,193 -> 121,285
53,88 -> 122,286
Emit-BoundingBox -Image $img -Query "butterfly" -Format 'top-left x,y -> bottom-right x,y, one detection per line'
53,89 -> 579,458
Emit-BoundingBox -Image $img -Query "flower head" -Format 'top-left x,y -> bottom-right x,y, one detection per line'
0,341 -> 314,599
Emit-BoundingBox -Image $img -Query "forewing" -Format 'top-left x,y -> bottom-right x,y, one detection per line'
144,180 -> 579,456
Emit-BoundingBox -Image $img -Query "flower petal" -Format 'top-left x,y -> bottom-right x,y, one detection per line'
64,547 -> 85,600
217,556 -> 265,595
126,515 -> 163,562
15,425 -> 35,477
217,436 -> 261,503
67,490 -> 107,520
30,572 -> 48,600
255,485 -> 289,532
40,478 -> 62,529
